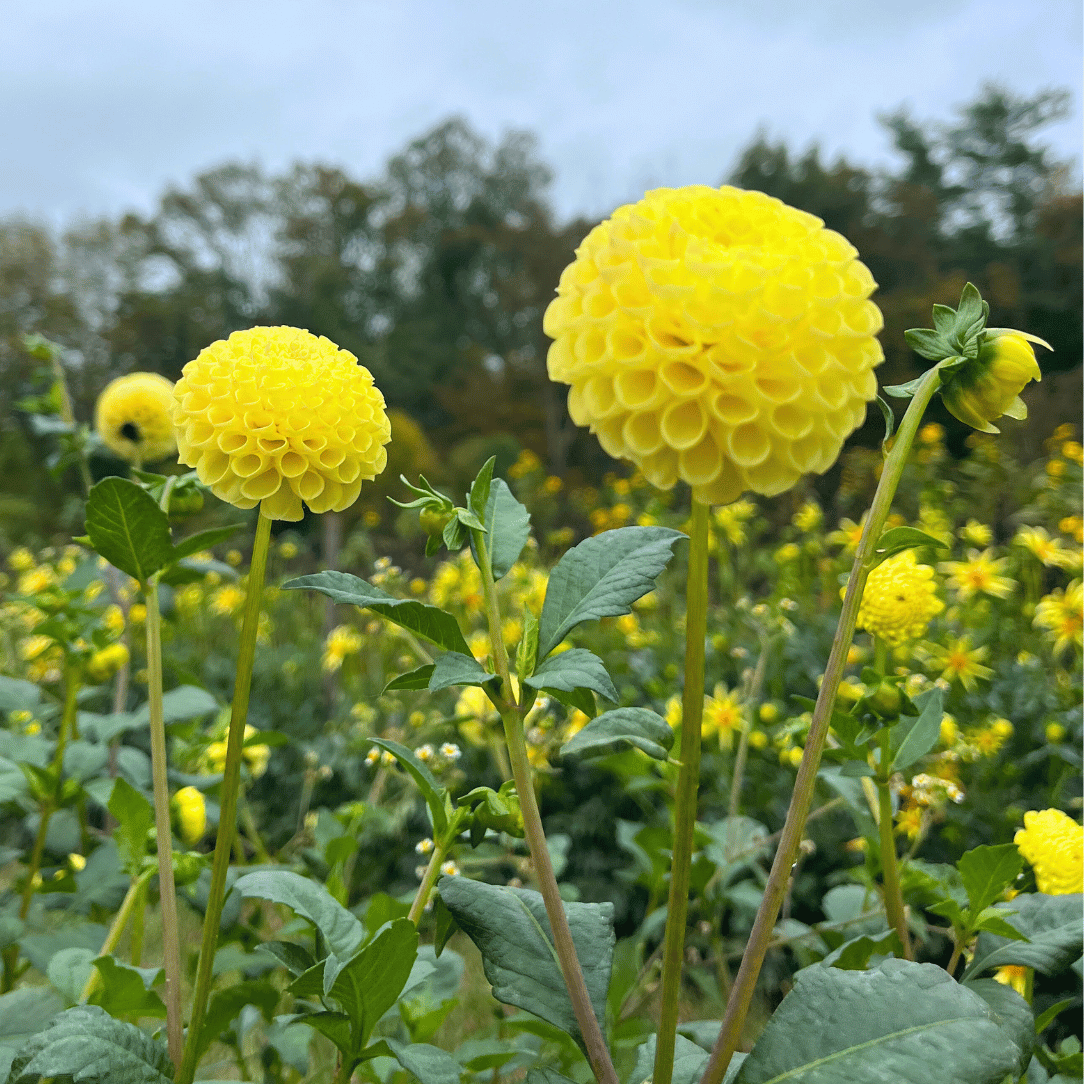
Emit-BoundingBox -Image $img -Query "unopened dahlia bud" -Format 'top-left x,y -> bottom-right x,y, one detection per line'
173,785 -> 207,846
172,327 -> 391,521
941,330 -> 1047,434
95,373 -> 178,464
544,186 -> 883,505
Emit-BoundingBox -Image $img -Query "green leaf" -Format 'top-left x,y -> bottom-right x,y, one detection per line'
632,1034 -> 709,1084
428,652 -> 496,693
383,1037 -> 461,1084
820,931 -> 904,970
383,665 -> 436,693
193,979 -> 279,1061
284,572 -> 472,656
526,1070 -> 582,1084
931,304 -> 957,336
8,1004 -> 172,1083
233,869 -> 365,962
84,477 -> 172,584
537,526 -> 683,658
0,676 -> 42,713
515,608 -> 539,685
169,524 -> 244,563
966,978 -> 1034,1079
130,685 -> 219,727
703,817 -> 772,885
525,648 -> 618,703
436,875 -> 614,1052
46,947 -> 96,1005
259,940 -> 315,976
301,1011 -> 352,1057
326,920 -> 418,1052
107,777 -> 153,873
964,894 -> 1084,979
734,960 -> 1023,1084
368,738 -> 449,836
958,844 -> 1025,917
478,478 -> 531,580
559,707 -> 673,761
882,375 -> 927,399
469,456 -> 495,522
873,526 -> 947,565
875,395 -> 895,448
890,687 -> 944,773
0,988 -> 63,1068
90,956 -> 165,1020
904,327 -> 952,361
954,282 -> 985,333
1035,997 -> 1076,1034
972,909 -> 1028,940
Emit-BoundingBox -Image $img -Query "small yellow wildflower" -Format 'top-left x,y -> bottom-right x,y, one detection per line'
792,501 -> 823,533
322,624 -> 364,673
1014,809 -> 1083,895
958,520 -> 992,548
17,567 -> 57,596
925,636 -> 994,692
827,516 -> 866,555
702,685 -> 744,749
8,547 -> 35,572
128,603 -> 147,624
939,549 -> 1014,602
712,500 -> 755,546
278,540 -> 299,560
86,643 -> 129,683
226,549 -> 243,567
68,853 -> 87,872
19,635 -> 53,662
993,965 -> 1029,997
210,585 -> 245,617
1034,580 -> 1083,657
895,806 -> 924,839
1058,515 -> 1083,545
1062,440 -> 1083,465
1013,526 -> 1073,569
1045,722 -> 1066,743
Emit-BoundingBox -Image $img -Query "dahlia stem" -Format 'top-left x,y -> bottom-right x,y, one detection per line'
654,499 -> 710,1084
145,579 -> 185,1067
79,866 -> 155,1003
700,367 -> 942,1084
472,528 -> 619,1084
408,839 -> 446,926
178,510 -> 273,1084
875,728 -> 912,959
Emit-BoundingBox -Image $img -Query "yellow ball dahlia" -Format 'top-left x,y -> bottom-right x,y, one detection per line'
1014,808 -> 1083,895
544,186 -> 883,505
172,327 -> 391,521
856,549 -> 943,645
173,785 -> 207,846
95,372 -> 178,464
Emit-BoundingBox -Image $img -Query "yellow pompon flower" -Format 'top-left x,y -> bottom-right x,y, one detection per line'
544,186 -> 884,505
86,643 -> 129,683
95,372 -> 178,464
941,330 -> 1048,434
939,548 -> 1015,602
173,326 -> 391,521
1034,580 -> 1083,657
855,549 -> 943,645
1014,808 -> 1083,895
173,786 -> 207,846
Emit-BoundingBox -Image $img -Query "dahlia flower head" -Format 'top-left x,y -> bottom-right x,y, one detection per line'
856,549 -> 943,645
172,327 -> 391,521
1014,808 -> 1083,896
544,186 -> 884,505
95,372 -> 178,464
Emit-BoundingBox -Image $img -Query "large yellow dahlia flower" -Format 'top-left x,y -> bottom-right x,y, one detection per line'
172,327 -> 391,521
856,548 -> 943,645
544,186 -> 883,505
1014,808 -> 1083,895
95,372 -> 178,464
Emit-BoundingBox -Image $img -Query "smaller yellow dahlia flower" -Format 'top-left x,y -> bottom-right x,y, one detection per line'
939,548 -> 1015,602
856,549 -> 943,645
1034,580 -> 1083,657
172,327 -> 391,521
941,331 -> 1047,434
86,642 -> 129,683
1014,808 -> 1083,895
95,373 -> 178,464
173,786 -> 207,846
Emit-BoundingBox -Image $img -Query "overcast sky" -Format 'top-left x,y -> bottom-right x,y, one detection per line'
3,0 -> 1081,227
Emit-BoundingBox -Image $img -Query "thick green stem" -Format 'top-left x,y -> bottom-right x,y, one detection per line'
178,511 -> 273,1084
700,368 -> 942,1084
876,730 -> 912,959
408,841 -> 446,926
79,867 -> 155,1003
654,499 -> 710,1084
473,529 -> 619,1084
145,582 -> 185,1067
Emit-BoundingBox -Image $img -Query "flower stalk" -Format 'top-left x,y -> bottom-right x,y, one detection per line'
408,840 -> 446,926
653,498 -> 710,1084
700,366 -> 942,1084
875,728 -> 912,959
178,510 -> 274,1084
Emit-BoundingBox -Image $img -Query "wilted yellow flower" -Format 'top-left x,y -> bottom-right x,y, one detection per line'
86,642 -> 129,683
1034,580 -> 1083,657
993,966 -> 1029,997
941,330 -> 1047,434
173,786 -> 207,846
939,548 -> 1014,602
1014,809 -> 1083,895
95,372 -> 178,464
173,326 -> 391,521
856,549 -> 943,645
322,624 -> 363,672
544,186 -> 883,505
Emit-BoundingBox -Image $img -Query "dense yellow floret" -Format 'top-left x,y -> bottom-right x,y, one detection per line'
1014,808 -> 1083,895
856,549 -> 943,644
95,372 -> 178,464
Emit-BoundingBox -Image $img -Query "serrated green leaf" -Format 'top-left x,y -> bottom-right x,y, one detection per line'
890,687 -> 944,773
8,1004 -> 172,1083
958,844 -> 1025,917
476,478 -> 531,580
383,665 -> 436,693
428,652 -> 496,693
259,940 -> 315,976
734,960 -> 1022,1084
284,572 -> 471,656
90,956 -> 165,1021
368,738 -> 449,836
904,327 -> 952,361
559,707 -> 673,761
873,526 -> 947,565
965,894 -> 1084,979
84,478 -> 172,583
436,875 -> 614,1053
233,869 -> 365,962
537,526 -> 683,658
107,777 -> 153,874
169,524 -> 244,563
525,648 -> 617,703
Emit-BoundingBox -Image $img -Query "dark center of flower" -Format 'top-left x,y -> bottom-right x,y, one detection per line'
120,422 -> 141,443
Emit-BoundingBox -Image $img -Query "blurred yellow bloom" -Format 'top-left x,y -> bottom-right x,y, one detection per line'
1045,722 -> 1066,743
278,540 -> 299,560
173,326 -> 391,521
792,500 -> 823,533
712,499 -> 755,546
1013,526 -> 1073,569
1059,515 -> 1083,544
17,567 -> 56,596
210,585 -> 245,616
509,448 -> 541,478
95,372 -> 178,464
1034,580 -> 1083,657
918,423 -> 945,444
1014,809 -> 1083,895
7,547 -> 35,572
19,635 -> 52,662
993,965 -> 1028,997
895,806 -> 924,839
939,549 -> 1014,602
856,549 -> 943,645
128,603 -> 147,624
322,624 -> 363,672
226,549 -> 243,567
174,786 -> 207,845
544,185 -> 883,505
925,636 -> 994,692
827,516 -> 866,555
703,684 -> 744,749
1061,440 -> 1083,464
86,643 -> 129,683
958,520 -> 992,548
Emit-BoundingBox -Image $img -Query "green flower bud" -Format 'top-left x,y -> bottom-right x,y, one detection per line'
172,851 -> 205,886
419,507 -> 453,537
